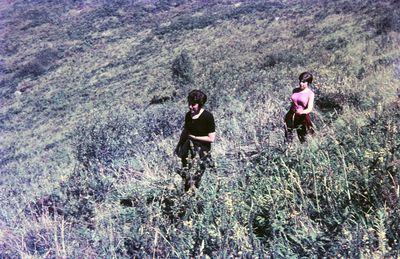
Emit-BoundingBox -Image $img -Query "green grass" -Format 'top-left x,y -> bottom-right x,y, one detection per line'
0,0 -> 399,257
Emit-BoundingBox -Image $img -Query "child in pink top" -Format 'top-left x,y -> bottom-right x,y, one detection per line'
285,72 -> 315,143
291,88 -> 315,113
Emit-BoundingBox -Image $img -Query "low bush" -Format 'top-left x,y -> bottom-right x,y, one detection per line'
323,37 -> 348,51
295,27 -> 311,38
260,51 -> 305,69
171,50 -> 195,93
315,92 -> 355,114
24,193 -> 64,219
0,59 -> 7,74
373,7 -> 400,35
71,111 -> 139,168
35,48 -> 64,67
14,48 -> 63,80
24,228 -> 54,257
0,38 -> 19,56
60,166 -> 114,225
20,9 -> 51,30
15,61 -> 47,79
140,104 -> 183,142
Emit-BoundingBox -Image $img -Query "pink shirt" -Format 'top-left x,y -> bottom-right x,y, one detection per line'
291,89 -> 314,112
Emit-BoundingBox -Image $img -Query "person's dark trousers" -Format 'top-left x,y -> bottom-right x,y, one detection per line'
181,143 -> 213,192
284,110 -> 314,143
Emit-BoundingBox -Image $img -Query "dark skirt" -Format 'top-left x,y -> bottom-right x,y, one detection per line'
177,139 -> 213,191
284,110 -> 314,142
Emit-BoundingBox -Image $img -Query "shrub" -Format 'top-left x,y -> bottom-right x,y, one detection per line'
24,193 -> 64,219
0,146 -> 16,168
373,8 -> 400,35
314,90 -> 365,117
35,48 -> 63,67
25,164 -> 116,225
20,9 -> 51,30
14,48 -> 63,80
60,165 -> 114,224
15,61 -> 47,79
0,39 -> 19,56
323,37 -> 348,51
140,104 -> 183,142
260,51 -> 305,69
0,59 -> 7,74
24,229 -> 54,256
171,50 -> 194,91
295,27 -> 311,38
71,111 -> 139,168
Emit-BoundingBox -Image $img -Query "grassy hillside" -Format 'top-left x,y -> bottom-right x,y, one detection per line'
1,0 -> 399,257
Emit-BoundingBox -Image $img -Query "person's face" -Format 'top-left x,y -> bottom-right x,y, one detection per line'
299,80 -> 308,90
189,102 -> 201,115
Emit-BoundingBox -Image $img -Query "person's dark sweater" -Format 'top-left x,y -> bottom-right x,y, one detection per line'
184,110 -> 215,150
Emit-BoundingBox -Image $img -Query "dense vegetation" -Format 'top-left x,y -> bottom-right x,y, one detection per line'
0,0 -> 399,257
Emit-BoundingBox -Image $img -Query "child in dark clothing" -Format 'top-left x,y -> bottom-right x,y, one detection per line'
175,90 -> 215,191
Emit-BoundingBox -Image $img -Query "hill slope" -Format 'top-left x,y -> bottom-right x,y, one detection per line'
0,0 -> 399,257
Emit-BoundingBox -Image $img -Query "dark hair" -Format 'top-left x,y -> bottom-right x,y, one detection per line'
299,72 -> 313,84
188,89 -> 207,107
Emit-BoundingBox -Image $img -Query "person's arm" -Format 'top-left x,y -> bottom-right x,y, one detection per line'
298,93 -> 314,115
177,113 -> 190,145
188,132 -> 216,143
178,128 -> 189,145
175,127 -> 189,156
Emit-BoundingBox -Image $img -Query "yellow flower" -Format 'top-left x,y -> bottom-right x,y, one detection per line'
183,220 -> 193,228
